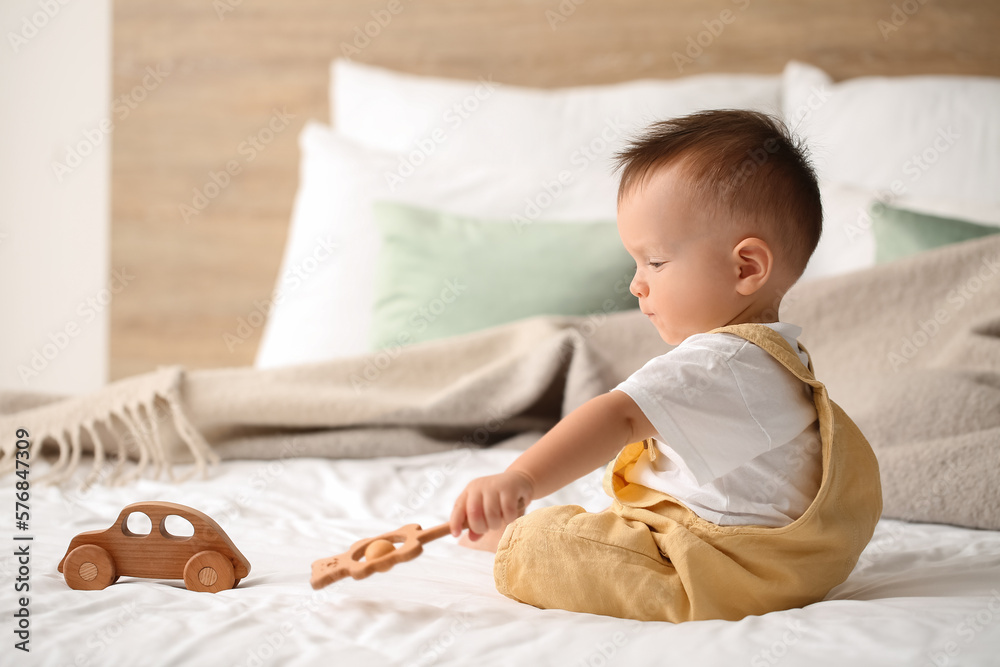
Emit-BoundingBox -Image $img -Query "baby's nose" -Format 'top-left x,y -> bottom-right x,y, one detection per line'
630,276 -> 645,297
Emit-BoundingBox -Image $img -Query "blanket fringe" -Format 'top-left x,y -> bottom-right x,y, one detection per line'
0,366 -> 219,486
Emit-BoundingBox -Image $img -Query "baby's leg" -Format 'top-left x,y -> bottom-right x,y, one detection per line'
493,504 -> 685,622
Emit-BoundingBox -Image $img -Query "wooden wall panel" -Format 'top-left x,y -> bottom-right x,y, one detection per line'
111,0 -> 1000,379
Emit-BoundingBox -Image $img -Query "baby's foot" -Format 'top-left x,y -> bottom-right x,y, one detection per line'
458,527 -> 504,553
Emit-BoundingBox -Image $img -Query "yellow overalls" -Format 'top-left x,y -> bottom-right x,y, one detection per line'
494,323 -> 883,622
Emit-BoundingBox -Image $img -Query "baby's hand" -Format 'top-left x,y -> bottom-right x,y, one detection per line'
450,470 -> 534,540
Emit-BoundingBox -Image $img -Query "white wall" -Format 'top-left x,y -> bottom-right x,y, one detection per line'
0,0 -> 111,395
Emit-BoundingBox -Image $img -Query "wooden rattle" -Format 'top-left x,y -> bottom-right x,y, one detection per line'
310,522 -> 452,589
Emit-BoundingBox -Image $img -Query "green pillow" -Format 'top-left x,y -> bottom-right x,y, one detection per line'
370,201 -> 639,349
871,202 -> 1000,264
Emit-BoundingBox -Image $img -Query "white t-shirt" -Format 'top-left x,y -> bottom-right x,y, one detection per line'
612,322 -> 822,527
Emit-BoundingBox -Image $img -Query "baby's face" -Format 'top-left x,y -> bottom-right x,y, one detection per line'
617,164 -> 746,346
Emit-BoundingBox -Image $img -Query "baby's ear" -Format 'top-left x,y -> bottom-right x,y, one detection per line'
733,237 -> 773,296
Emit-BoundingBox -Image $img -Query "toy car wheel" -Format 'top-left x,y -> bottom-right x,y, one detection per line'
183,550 -> 235,593
64,545 -> 117,590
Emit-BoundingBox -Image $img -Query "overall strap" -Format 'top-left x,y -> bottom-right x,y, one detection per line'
708,323 -> 817,385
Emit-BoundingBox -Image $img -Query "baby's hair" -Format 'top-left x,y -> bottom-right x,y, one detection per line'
611,109 -> 822,279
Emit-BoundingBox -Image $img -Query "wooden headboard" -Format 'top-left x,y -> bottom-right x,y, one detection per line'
111,0 -> 1000,380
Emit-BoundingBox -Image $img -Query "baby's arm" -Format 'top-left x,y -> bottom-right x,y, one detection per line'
449,390 -> 656,538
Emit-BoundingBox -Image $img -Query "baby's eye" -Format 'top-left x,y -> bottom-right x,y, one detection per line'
648,261 -> 665,268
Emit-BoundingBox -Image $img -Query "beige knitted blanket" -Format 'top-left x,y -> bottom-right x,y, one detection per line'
2,235 -> 999,530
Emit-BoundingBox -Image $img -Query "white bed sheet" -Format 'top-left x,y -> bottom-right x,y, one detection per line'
7,448 -> 1000,667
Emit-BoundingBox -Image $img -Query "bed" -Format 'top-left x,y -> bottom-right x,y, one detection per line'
16,452 -> 1000,666
6,1 -> 1000,665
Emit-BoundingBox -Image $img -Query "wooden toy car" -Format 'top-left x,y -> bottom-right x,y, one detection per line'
57,501 -> 250,593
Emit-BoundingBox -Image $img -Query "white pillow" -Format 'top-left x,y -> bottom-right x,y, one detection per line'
783,61 -> 1000,225
799,182 -> 876,284
255,123 -> 637,368
325,60 -> 883,286
256,66 -> 785,367
330,58 -> 782,168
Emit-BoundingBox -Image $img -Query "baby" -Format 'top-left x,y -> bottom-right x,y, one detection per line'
449,109 -> 882,622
